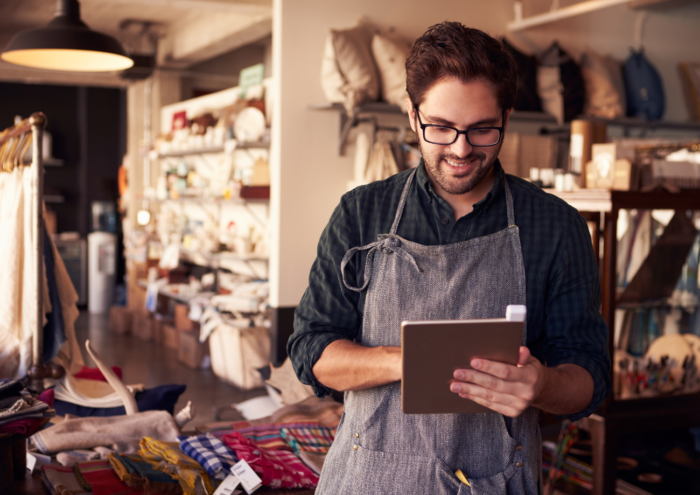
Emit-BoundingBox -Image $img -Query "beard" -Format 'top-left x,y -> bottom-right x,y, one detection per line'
420,141 -> 501,195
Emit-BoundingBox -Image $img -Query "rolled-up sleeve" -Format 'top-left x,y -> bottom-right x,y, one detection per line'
288,191 -> 363,398
543,211 -> 612,421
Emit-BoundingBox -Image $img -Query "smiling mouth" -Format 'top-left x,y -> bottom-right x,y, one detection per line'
444,157 -> 478,170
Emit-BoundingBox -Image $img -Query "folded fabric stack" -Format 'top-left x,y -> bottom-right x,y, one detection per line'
222,431 -> 319,489
0,379 -> 55,437
177,433 -> 238,481
109,453 -> 183,494
37,395 -> 344,495
139,436 -> 215,495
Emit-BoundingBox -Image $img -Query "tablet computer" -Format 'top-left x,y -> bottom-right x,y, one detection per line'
401,312 -> 524,414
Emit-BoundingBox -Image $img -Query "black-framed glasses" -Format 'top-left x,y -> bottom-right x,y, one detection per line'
414,106 -> 505,147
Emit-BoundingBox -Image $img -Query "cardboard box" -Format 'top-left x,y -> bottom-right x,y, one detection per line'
153,315 -> 173,344
209,324 -> 270,390
162,324 -> 179,350
109,306 -> 133,335
178,329 -> 209,369
174,304 -> 200,332
132,311 -> 154,341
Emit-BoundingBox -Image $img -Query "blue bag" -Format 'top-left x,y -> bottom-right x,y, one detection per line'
624,48 -> 665,120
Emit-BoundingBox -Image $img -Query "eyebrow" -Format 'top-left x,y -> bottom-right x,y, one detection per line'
421,112 -> 502,128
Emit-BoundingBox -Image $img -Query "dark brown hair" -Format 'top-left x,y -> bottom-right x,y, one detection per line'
406,22 -> 517,111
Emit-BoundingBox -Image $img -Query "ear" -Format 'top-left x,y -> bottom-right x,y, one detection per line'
503,108 -> 513,134
406,97 -> 417,133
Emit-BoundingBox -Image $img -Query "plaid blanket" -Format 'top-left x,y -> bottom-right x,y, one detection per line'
222,431 -> 319,489
178,433 -> 239,480
280,425 -> 336,455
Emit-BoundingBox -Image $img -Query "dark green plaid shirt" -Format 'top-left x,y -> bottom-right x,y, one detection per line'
289,160 -> 611,421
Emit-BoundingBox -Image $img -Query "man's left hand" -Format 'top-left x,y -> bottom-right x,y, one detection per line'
449,346 -> 546,417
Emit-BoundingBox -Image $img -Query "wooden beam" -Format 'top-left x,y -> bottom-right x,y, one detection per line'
158,12 -> 272,68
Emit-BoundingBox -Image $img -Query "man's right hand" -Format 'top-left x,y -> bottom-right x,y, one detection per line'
312,340 -> 402,392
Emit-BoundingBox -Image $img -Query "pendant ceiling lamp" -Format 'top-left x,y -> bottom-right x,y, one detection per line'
1,0 -> 134,72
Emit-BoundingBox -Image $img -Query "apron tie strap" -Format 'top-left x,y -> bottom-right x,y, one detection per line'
341,238 -> 422,292
341,242 -> 380,292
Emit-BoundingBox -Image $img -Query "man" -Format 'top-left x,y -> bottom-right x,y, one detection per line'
289,22 -> 610,495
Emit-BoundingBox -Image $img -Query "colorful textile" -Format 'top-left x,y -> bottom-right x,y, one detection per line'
54,384 -> 187,417
41,465 -> 91,495
178,433 -> 239,480
281,425 -> 336,455
77,459 -> 142,495
0,416 -> 50,436
108,453 -> 183,494
222,431 -> 319,489
139,436 -> 214,495
229,421 -> 319,451
31,410 -> 180,454
75,365 -> 123,381
228,396 -> 343,429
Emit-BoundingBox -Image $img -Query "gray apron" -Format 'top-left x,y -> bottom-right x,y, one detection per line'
316,169 -> 541,495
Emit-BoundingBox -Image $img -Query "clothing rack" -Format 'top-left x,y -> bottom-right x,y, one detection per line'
0,112 -> 63,389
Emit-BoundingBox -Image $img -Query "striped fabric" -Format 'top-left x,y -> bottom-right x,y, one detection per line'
222,432 -> 319,489
280,426 -> 336,455
178,433 -> 239,480
230,421 -> 319,452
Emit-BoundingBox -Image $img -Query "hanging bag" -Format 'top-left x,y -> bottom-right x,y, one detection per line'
624,48 -> 665,121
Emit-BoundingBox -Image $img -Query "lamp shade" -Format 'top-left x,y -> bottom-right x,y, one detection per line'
1,0 -> 133,72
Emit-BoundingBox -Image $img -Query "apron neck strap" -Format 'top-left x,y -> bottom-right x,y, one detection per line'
504,178 -> 515,227
390,168 -> 517,234
390,168 -> 417,235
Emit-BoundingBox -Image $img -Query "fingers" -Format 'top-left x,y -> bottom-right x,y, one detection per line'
449,381 -> 528,417
518,346 -> 533,366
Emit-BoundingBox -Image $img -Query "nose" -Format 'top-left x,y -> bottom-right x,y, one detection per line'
449,132 -> 472,159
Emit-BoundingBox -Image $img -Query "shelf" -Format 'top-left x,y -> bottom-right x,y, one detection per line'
312,101 -> 700,155
180,248 -> 268,265
507,0 -> 632,32
149,197 -> 268,204
23,157 -> 65,167
44,194 -> 65,204
546,189 -> 612,212
155,141 -> 269,158
137,279 -> 214,304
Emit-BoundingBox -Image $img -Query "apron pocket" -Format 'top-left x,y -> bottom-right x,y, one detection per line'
351,446 -> 462,495
463,460 -> 519,495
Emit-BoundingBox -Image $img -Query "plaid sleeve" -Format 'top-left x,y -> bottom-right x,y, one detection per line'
288,192 -> 363,398
178,433 -> 238,480
542,211 -> 612,421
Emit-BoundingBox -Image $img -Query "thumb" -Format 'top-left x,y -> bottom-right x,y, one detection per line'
517,346 -> 534,367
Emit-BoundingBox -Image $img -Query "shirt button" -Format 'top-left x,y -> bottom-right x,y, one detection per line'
516,462 -> 522,468
441,218 -> 449,225
355,433 -> 359,438
516,445 -> 522,451
353,445 -> 358,450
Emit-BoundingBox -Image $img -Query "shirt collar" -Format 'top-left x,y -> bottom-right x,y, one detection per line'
415,158 -> 505,208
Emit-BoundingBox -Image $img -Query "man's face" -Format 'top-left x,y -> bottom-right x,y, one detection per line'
407,77 -> 509,196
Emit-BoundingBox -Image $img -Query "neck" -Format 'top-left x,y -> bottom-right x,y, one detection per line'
429,165 -> 496,221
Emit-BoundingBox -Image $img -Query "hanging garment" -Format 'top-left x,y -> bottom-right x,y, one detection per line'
43,226 -> 66,363
364,138 -> 400,183
317,169 -> 539,495
0,165 -> 41,378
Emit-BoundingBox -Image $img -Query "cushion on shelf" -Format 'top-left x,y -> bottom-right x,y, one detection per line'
320,20 -> 379,114
580,46 -> 626,119
502,38 -> 542,113
371,32 -> 411,110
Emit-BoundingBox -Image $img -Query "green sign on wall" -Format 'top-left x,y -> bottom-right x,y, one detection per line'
239,63 -> 265,99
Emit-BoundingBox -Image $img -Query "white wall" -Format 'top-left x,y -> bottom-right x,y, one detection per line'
270,0 -> 513,307
270,0 -> 700,308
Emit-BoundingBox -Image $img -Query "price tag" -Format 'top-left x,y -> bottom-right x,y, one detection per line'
26,453 -> 37,473
231,460 -> 262,494
212,474 -> 242,495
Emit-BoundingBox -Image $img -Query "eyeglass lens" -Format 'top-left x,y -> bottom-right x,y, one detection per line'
424,126 -> 501,146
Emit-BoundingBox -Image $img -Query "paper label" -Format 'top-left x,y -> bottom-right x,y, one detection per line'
213,474 -> 242,495
26,453 -> 37,473
570,133 -> 584,158
231,460 -> 262,494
